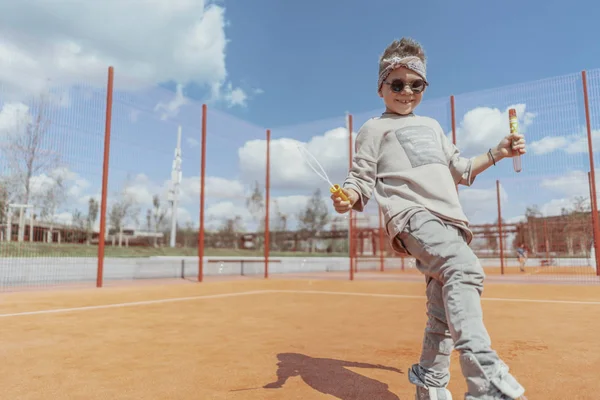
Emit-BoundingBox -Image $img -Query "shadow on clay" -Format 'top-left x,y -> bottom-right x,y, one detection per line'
261,352 -> 403,400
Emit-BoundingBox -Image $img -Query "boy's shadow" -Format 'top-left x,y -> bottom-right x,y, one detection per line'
263,352 -> 402,400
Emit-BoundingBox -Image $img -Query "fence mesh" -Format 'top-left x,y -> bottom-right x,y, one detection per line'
2,67 -> 600,290
0,75 -> 109,290
588,68 -> 600,177
446,72 -> 600,282
97,74 -> 203,284
267,114 -> 352,278
201,108 -> 267,278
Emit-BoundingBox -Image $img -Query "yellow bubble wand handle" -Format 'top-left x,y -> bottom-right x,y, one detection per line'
509,108 -> 522,173
330,184 -> 349,202
296,144 -> 348,201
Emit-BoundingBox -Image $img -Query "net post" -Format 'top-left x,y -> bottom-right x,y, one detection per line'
496,179 -> 505,275
581,70 -> 600,276
264,129 -> 271,279
96,66 -> 114,288
347,113 -> 354,280
198,103 -> 207,283
589,171 -> 598,274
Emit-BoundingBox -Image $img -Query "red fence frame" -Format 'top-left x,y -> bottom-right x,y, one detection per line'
264,129 -> 271,279
96,66 -> 114,288
198,104 -> 208,282
582,71 -> 600,274
90,67 -> 600,287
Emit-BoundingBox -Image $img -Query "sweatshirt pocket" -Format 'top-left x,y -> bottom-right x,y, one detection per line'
394,125 -> 446,168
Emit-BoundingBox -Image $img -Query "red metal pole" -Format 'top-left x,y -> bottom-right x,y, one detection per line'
198,104 -> 207,282
543,219 -> 549,261
496,180 -> 505,275
347,113 -> 354,280
96,66 -> 114,288
378,207 -> 385,272
582,71 -> 600,276
264,129 -> 271,279
589,171 -> 597,267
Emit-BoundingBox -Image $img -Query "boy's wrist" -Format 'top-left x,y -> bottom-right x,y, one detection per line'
351,189 -> 361,205
344,186 -> 360,205
490,146 -> 504,163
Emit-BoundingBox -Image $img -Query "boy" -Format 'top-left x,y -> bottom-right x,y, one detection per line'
331,38 -> 527,400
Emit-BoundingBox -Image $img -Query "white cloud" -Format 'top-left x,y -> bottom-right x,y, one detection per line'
94,173 -> 247,230
534,169 -> 594,216
272,195 -> 310,218
0,102 -> 30,137
238,126 -> 353,191
529,136 -> 569,155
202,192 -> 352,232
530,129 -> 600,155
222,82 -> 248,108
539,170 -> 591,197
538,198 -> 583,217
187,137 -> 200,147
459,185 -> 507,224
506,215 -> 526,224
154,83 -> 188,120
1,169 -> 247,231
205,201 -> 251,231
0,1 -> 251,107
453,104 -> 535,157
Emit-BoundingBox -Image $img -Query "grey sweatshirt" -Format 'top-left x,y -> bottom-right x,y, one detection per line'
342,112 -> 476,254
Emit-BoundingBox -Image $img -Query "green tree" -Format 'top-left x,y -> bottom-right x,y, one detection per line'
148,194 -> 167,247
246,181 -> 264,230
298,188 -> 329,252
86,198 -> 99,245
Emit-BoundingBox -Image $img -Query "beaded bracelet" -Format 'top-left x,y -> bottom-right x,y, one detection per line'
488,148 -> 496,166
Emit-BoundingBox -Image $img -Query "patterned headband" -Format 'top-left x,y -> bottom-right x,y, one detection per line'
377,56 -> 427,93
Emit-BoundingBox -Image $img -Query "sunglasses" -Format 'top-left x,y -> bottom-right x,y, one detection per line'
384,78 -> 428,94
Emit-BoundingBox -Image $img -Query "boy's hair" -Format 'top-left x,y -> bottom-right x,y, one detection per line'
377,37 -> 428,93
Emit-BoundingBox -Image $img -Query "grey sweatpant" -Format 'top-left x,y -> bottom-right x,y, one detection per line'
396,211 -> 525,399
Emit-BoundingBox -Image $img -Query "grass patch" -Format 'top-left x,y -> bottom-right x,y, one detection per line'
0,242 -> 347,258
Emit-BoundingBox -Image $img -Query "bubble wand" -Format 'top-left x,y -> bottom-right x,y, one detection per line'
509,108 -> 522,173
295,144 -> 349,201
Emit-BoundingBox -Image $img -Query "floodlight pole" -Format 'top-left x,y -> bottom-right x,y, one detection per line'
169,125 -> 183,248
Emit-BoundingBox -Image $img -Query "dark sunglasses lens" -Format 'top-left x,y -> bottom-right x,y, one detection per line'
411,80 -> 425,92
390,80 -> 405,92
390,79 -> 426,93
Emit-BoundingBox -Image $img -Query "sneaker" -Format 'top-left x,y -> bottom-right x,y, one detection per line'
415,386 -> 453,400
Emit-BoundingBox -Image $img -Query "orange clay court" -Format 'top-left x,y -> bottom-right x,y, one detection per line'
1,277 -> 599,400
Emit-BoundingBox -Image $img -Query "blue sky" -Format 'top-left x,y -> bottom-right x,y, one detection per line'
214,0 -> 600,128
0,0 -> 599,239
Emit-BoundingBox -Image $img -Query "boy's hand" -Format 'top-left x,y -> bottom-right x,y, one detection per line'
331,187 -> 358,214
496,133 -> 526,159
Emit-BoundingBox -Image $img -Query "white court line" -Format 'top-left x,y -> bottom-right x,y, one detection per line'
0,290 -> 271,318
270,290 -> 600,305
1,289 -> 599,318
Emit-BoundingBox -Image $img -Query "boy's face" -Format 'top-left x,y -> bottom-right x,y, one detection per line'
379,67 -> 425,115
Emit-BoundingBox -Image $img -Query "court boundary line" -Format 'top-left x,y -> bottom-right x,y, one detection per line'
0,290 -> 270,318
1,289 -> 600,318
269,290 -> 600,305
